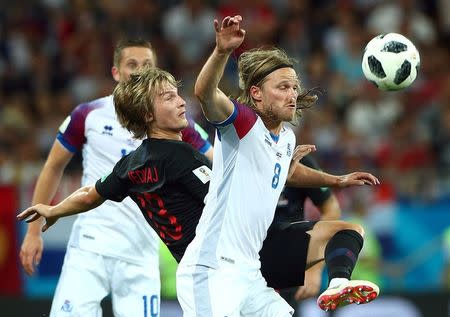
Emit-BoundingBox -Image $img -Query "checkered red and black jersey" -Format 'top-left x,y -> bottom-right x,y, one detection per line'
95,138 -> 211,262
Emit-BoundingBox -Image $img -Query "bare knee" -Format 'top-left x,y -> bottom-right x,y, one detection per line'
310,220 -> 365,243
325,220 -> 365,238
341,222 -> 365,238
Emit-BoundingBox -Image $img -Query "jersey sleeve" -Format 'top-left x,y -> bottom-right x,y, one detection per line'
56,102 -> 99,153
95,157 -> 130,202
181,118 -> 212,154
299,156 -> 332,206
211,99 -> 257,140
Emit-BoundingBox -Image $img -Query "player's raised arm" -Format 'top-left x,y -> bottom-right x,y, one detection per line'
17,185 -> 105,232
194,15 -> 245,122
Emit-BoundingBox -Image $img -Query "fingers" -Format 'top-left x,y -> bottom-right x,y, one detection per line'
20,249 -> 35,275
214,19 -> 219,32
220,15 -> 243,30
221,16 -> 230,29
34,251 -> 42,267
26,213 -> 42,223
42,219 -> 56,232
357,172 -> 380,186
228,15 -> 242,26
17,207 -> 37,221
348,172 -> 380,186
292,144 -> 316,161
25,256 -> 35,275
23,259 -> 34,275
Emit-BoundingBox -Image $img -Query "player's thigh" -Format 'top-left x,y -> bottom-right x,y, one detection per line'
260,221 -> 315,289
176,264 -> 242,317
50,247 -> 109,317
242,274 -> 293,317
111,260 -> 161,317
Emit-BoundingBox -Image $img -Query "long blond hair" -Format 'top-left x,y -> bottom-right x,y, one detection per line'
237,47 -> 318,121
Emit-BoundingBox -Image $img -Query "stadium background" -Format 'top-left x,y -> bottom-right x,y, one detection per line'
0,0 -> 449,316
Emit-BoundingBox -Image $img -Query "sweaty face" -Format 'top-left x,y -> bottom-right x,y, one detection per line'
259,67 -> 300,122
116,47 -> 155,82
152,83 -> 188,133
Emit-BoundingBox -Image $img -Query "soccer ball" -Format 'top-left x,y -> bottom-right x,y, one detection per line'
361,33 -> 420,91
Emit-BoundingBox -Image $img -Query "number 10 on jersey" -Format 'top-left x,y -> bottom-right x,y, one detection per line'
143,294 -> 158,317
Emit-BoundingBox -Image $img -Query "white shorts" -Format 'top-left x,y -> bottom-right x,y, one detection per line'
50,246 -> 160,317
176,262 -> 293,317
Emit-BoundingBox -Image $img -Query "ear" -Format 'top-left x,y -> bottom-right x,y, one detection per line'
111,66 -> 120,82
144,113 -> 154,123
250,86 -> 262,102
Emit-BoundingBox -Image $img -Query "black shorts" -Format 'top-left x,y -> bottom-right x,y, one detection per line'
260,221 -> 317,289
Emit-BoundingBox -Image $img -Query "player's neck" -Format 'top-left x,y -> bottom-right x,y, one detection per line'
262,118 -> 282,136
148,129 -> 182,141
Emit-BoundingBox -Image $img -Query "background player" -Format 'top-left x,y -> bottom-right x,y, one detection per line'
177,15 -> 380,315
19,40 -> 212,317
273,155 -> 341,316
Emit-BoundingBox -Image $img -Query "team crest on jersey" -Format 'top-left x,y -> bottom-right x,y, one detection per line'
193,165 -> 211,184
102,125 -> 113,136
287,143 -> 292,157
61,299 -> 73,312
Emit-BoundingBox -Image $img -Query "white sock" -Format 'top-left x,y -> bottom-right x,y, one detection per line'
328,277 -> 349,289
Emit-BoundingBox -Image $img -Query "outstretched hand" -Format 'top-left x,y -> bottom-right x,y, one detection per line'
214,15 -> 246,54
288,144 -> 316,179
336,172 -> 380,187
17,204 -> 58,232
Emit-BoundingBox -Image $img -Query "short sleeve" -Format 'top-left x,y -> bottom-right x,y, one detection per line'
56,102 -> 101,153
95,158 -> 130,202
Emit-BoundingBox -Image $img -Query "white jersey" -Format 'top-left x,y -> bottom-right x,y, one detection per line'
182,101 -> 296,270
58,95 -> 212,265
57,95 -> 158,264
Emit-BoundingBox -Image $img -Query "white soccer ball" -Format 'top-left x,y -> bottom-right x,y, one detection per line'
361,33 -> 420,91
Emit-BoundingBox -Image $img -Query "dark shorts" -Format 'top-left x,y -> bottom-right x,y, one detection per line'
260,221 -> 317,289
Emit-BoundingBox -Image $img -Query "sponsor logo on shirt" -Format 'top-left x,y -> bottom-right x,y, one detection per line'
102,125 -> 113,136
128,167 -> 159,184
82,234 -> 95,240
287,143 -> 292,157
219,255 -> 235,264
192,165 -> 211,184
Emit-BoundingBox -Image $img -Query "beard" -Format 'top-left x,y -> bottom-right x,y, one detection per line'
265,103 -> 295,123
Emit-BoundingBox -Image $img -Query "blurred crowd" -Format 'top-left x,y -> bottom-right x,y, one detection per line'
1,0 -> 450,205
